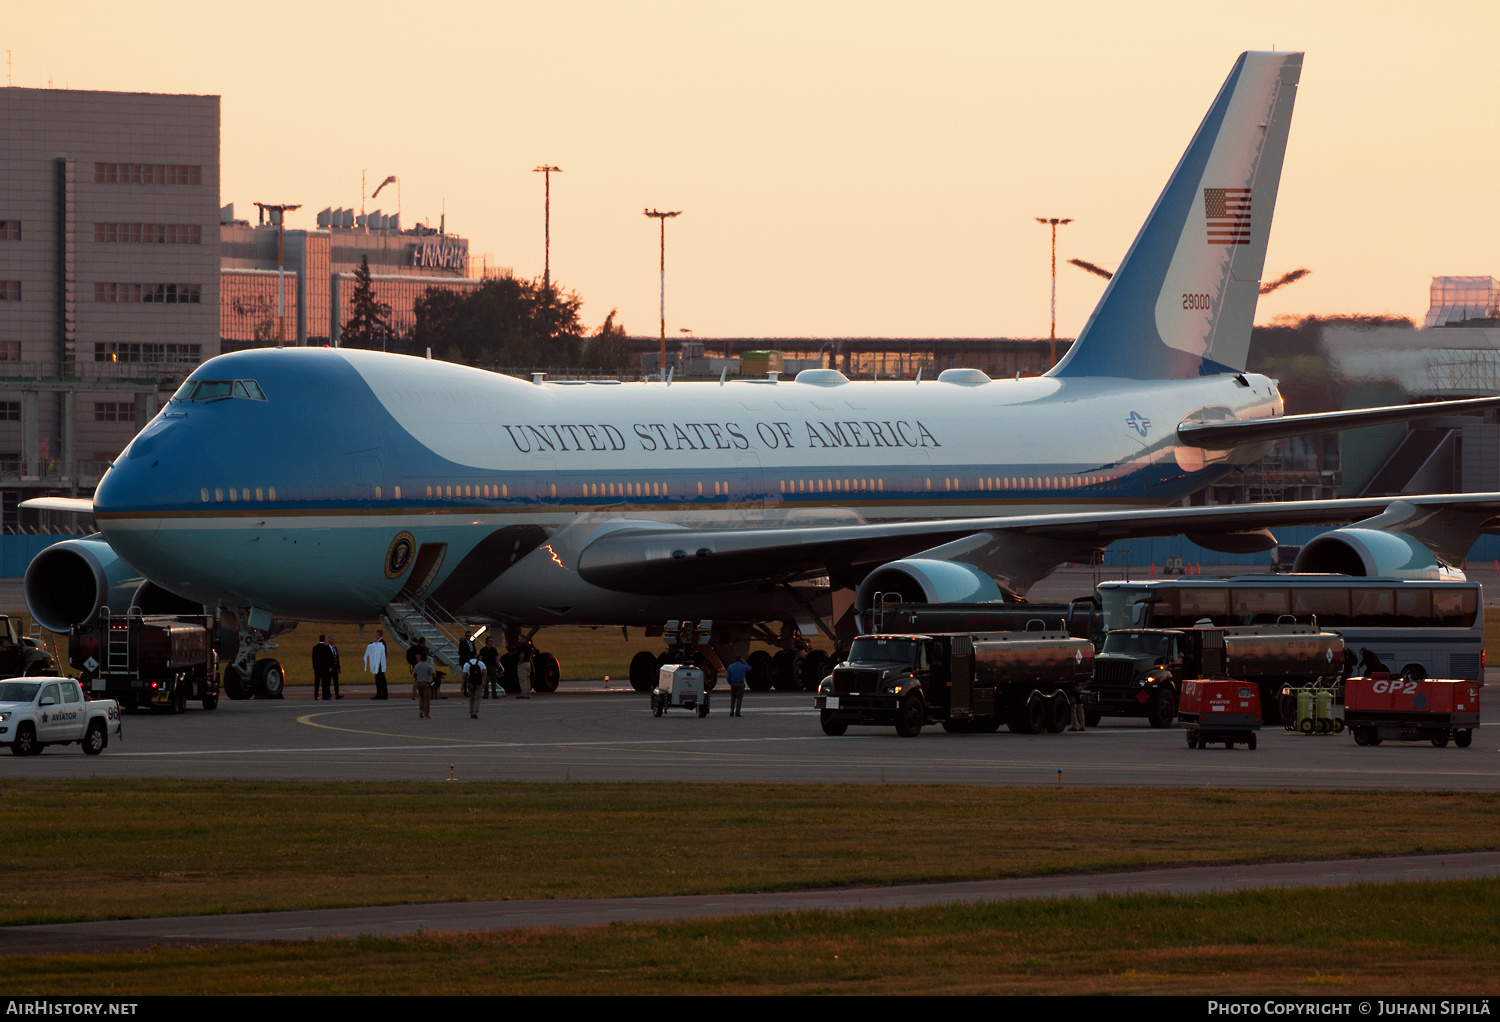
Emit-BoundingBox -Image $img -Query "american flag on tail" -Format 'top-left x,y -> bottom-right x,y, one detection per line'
1203,187 -> 1251,245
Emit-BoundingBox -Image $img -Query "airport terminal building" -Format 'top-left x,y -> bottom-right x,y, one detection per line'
0,85 -> 492,521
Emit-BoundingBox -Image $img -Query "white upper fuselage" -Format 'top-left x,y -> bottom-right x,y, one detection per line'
89,348 -> 1280,624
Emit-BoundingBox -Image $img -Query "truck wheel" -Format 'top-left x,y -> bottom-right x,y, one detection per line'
1431,735 -> 1449,748
1084,708 -> 1102,728
251,659 -> 286,699
1455,729 -> 1473,748
820,710 -> 847,736
1223,739 -> 1234,750
1146,687 -> 1177,729
630,651 -> 658,693
10,722 -> 39,756
1045,693 -> 1069,734
894,695 -> 924,738
82,720 -> 107,756
1185,729 -> 1199,749
1353,727 -> 1371,746
1247,733 -> 1257,751
202,688 -> 219,711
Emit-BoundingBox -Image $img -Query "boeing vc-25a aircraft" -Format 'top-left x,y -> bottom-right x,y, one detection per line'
25,51 -> 1500,695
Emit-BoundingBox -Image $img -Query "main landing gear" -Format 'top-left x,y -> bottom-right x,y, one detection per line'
500,627 -> 561,693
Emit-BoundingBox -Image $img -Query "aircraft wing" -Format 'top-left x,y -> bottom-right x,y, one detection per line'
1178,395 -> 1500,448
18,497 -> 96,514
576,493 -> 1500,595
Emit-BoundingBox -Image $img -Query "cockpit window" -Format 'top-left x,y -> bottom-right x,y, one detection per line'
172,380 -> 267,403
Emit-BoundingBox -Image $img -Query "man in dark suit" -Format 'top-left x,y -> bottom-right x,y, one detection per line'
327,635 -> 342,700
312,636 -> 332,700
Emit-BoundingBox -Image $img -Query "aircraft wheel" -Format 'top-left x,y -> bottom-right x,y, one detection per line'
251,659 -> 285,699
223,665 -> 252,701
534,652 -> 561,693
500,653 -> 520,694
800,650 -> 831,691
629,651 -> 658,693
746,650 -> 775,692
770,650 -> 798,691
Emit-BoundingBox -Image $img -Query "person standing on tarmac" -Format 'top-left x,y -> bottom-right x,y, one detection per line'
479,636 -> 502,698
726,656 -> 750,717
463,655 -> 486,719
312,635 -> 332,700
365,631 -> 389,700
327,635 -> 342,700
412,650 -> 435,718
515,652 -> 533,699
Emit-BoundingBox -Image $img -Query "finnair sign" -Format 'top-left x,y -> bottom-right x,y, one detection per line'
411,239 -> 469,270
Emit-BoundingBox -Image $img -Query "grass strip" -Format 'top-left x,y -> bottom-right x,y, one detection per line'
4,880 -> 1497,994
2,781 -> 1498,927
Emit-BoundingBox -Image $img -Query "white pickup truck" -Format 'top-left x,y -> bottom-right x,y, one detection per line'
0,677 -> 121,756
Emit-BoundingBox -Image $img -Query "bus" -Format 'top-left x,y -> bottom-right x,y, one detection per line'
1095,576 -> 1484,683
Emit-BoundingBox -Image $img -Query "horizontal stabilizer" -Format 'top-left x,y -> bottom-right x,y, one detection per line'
1178,394 -> 1500,448
18,497 -> 96,514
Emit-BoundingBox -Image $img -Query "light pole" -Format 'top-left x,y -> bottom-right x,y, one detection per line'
1035,216 -> 1072,367
255,202 -> 301,348
643,208 -> 681,380
533,165 -> 562,292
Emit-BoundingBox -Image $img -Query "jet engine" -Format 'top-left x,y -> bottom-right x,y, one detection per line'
24,537 -> 144,633
854,558 -> 1004,621
1292,528 -> 1454,580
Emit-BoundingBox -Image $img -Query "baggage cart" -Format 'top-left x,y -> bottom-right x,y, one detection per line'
1345,676 -> 1479,748
1178,679 -> 1262,750
652,664 -> 710,718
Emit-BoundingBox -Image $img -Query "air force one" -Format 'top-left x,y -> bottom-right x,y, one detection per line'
24,51 -> 1500,694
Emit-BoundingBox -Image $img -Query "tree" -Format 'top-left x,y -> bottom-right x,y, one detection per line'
412,275 -> 585,367
341,256 -> 394,350
581,309 -> 635,371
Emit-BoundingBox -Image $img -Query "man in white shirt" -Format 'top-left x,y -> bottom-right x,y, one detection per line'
364,631 -> 389,700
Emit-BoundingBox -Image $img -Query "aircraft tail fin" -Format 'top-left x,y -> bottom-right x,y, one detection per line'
1051,51 -> 1302,379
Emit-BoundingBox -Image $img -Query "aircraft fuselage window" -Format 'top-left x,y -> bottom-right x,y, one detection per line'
173,379 -> 267,402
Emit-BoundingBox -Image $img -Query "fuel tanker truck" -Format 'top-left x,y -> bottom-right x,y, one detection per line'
815,628 -> 1094,737
1083,624 -> 1344,728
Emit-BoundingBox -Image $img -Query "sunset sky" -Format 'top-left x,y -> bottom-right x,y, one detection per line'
7,1 -> 1498,340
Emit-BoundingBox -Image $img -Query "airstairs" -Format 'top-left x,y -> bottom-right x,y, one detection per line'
380,597 -> 467,669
